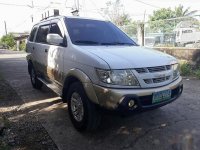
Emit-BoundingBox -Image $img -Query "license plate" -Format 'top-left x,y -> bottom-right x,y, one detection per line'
152,90 -> 171,104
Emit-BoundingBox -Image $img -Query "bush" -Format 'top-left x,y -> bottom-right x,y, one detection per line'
11,45 -> 17,51
0,42 -> 9,49
180,63 -> 192,76
195,68 -> 200,79
0,34 -> 16,49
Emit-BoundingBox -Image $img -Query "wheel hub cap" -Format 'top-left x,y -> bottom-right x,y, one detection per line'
70,92 -> 84,122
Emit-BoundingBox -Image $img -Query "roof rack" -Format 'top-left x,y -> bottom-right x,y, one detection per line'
41,9 -> 60,21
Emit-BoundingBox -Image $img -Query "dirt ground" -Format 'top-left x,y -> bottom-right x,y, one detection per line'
0,49 -> 200,150
0,75 -> 58,150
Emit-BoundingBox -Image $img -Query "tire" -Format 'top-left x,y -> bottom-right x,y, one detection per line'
30,66 -> 43,89
67,82 -> 101,132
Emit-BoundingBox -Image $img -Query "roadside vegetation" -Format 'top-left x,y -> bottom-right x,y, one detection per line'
0,34 -> 15,50
180,62 -> 200,79
0,34 -> 26,51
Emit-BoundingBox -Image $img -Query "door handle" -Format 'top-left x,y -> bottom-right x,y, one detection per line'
45,49 -> 48,53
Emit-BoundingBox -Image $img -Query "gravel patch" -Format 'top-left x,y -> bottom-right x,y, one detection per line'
0,75 -> 58,150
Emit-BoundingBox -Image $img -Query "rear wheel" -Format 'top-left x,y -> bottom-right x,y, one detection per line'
30,66 -> 43,89
67,82 -> 101,132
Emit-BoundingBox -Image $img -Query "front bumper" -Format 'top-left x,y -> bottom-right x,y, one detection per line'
93,77 -> 183,111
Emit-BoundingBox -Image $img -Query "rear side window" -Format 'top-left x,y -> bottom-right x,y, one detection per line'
29,27 -> 37,42
50,23 -> 62,37
35,25 -> 50,44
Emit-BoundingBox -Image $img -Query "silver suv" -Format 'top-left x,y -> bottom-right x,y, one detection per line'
26,16 -> 183,131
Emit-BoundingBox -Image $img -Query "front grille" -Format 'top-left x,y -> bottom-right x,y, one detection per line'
135,65 -> 171,74
148,66 -> 166,73
135,68 -> 147,73
144,76 -> 171,84
153,77 -> 166,83
144,79 -> 152,84
166,65 -> 171,70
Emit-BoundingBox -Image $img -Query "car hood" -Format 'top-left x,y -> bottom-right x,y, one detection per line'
79,46 -> 177,69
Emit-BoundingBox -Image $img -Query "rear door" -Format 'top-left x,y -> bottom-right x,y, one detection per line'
26,25 -> 38,53
33,21 -> 50,78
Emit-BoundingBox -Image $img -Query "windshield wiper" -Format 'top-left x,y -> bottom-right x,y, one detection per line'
74,40 -> 100,45
101,42 -> 134,46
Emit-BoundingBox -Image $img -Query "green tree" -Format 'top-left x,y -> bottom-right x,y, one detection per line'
174,5 -> 197,17
149,8 -> 175,33
148,5 -> 198,33
0,34 -> 16,49
104,0 -> 131,26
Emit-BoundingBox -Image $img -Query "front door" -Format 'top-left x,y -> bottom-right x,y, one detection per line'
47,19 -> 65,84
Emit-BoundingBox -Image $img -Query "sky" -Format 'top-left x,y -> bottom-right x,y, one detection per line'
0,0 -> 200,37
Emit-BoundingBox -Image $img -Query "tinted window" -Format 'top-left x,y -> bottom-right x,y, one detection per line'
35,25 -> 50,44
65,18 -> 136,46
49,23 -> 62,37
29,27 -> 37,42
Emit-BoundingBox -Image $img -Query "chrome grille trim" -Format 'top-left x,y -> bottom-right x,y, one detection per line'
143,76 -> 171,84
135,68 -> 147,73
135,65 -> 171,74
148,66 -> 166,72
144,79 -> 152,84
166,65 -> 171,70
153,77 -> 166,83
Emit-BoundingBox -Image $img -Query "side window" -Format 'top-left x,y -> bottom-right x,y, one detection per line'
35,25 -> 50,44
49,23 -> 62,37
29,27 -> 37,42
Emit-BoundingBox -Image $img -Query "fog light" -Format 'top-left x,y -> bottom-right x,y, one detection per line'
128,100 -> 135,108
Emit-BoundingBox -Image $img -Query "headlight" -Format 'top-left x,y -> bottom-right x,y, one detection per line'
96,69 -> 140,86
172,63 -> 180,79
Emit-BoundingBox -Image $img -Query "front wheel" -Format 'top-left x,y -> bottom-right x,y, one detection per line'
67,82 -> 101,132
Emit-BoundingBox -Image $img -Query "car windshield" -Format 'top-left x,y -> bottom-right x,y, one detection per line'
65,18 -> 137,46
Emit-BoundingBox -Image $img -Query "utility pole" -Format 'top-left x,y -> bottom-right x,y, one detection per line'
27,1 -> 34,22
4,21 -> 7,35
137,22 -> 145,46
143,10 -> 146,22
71,0 -> 79,16
31,1 -> 34,22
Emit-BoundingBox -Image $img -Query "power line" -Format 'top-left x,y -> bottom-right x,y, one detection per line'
88,0 -> 108,19
0,2 -> 29,7
0,2 -> 49,9
13,5 -> 51,30
144,14 -> 200,23
133,0 -> 160,9
14,15 -> 32,29
65,0 -> 73,9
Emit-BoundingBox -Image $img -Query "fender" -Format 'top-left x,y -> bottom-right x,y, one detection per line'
62,69 -> 99,104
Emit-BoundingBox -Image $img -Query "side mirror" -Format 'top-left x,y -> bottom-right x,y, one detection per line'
47,33 -> 63,46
